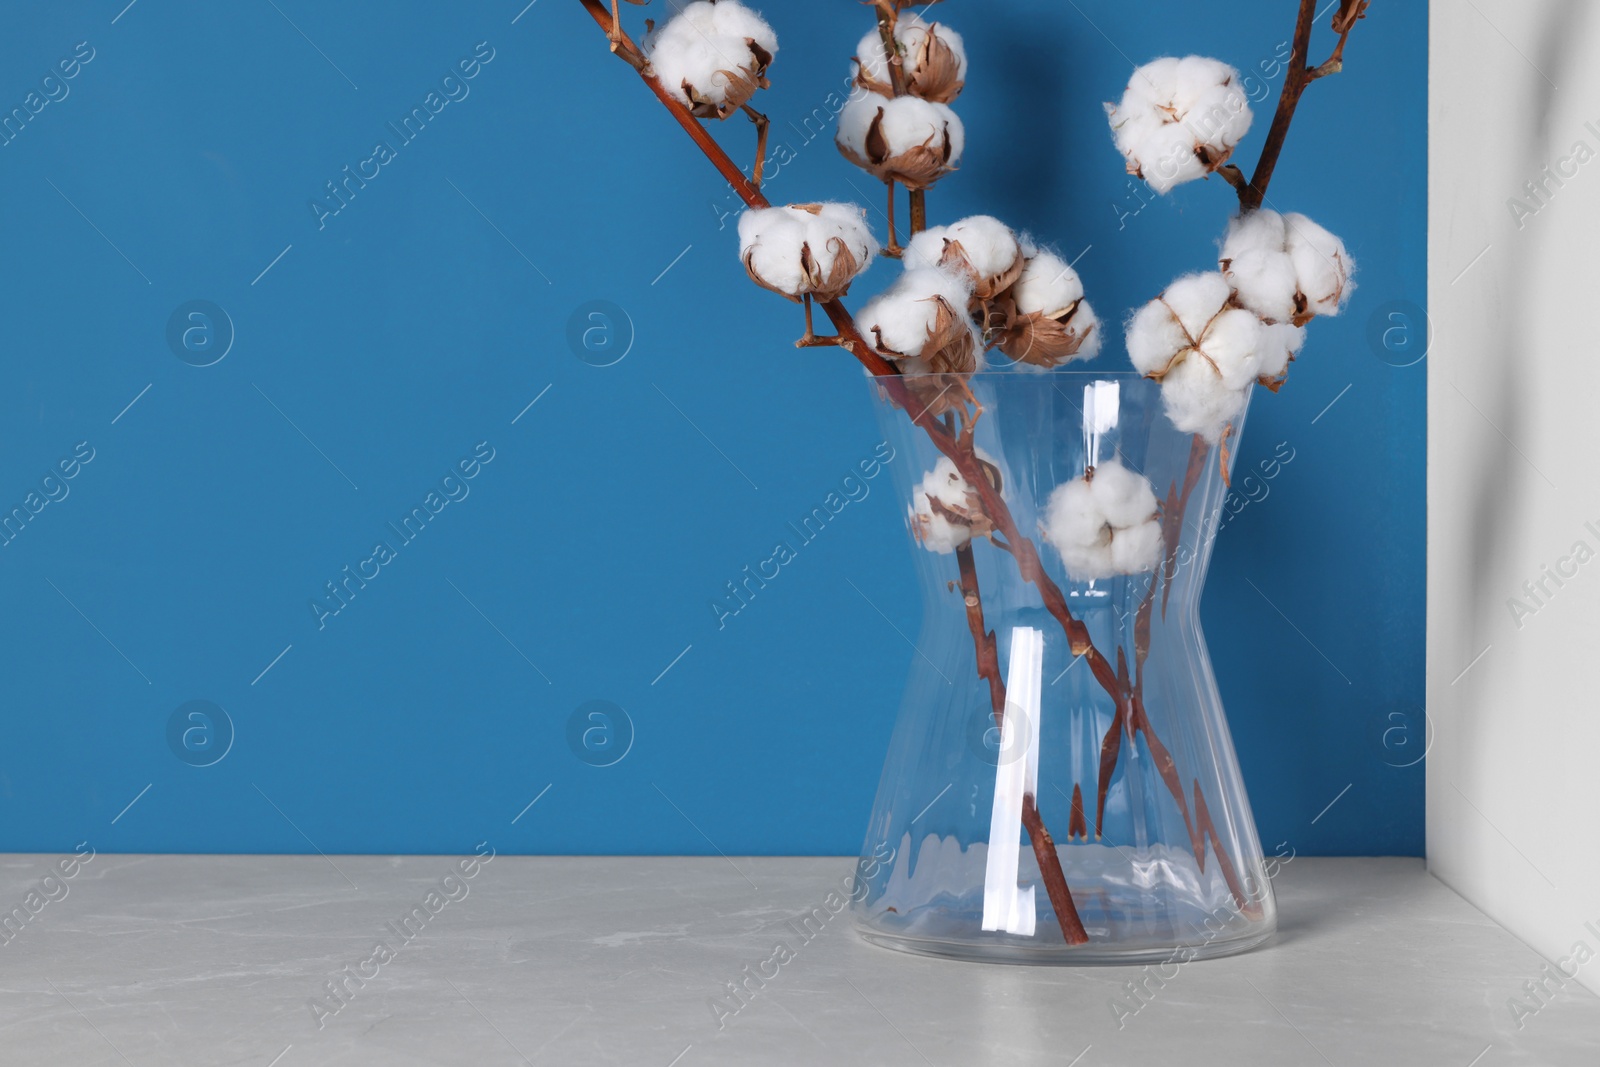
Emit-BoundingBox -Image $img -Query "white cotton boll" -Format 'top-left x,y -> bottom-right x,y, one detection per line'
1110,518 -> 1164,575
998,251 -> 1102,369
738,208 -> 810,297
1119,56 -> 1184,110
1012,252 -> 1085,318
1107,55 -> 1253,194
1126,272 -> 1233,377
1220,211 -> 1299,324
854,14 -> 968,103
837,94 -> 964,188
1159,355 -> 1249,442
1202,309 -> 1267,389
652,0 -> 718,38
931,217 -> 1018,279
648,34 -> 723,103
835,93 -> 879,160
1067,302 -> 1104,361
1282,213 -> 1356,317
854,19 -> 909,89
905,216 -> 1021,297
908,452 -> 995,554
645,1 -> 776,117
902,226 -> 945,272
807,202 -> 880,286
1043,480 -> 1112,578
877,96 -> 965,160
1221,210 -> 1355,323
1090,461 -> 1159,530
856,17 -> 942,86
1126,273 -> 1263,441
908,501 -> 971,554
858,267 -> 975,361
1126,299 -> 1191,378
738,203 -> 879,302
1257,322 -> 1306,382
1042,461 -> 1162,581
1163,272 -> 1234,331
707,0 -> 778,56
1139,123 -> 1211,194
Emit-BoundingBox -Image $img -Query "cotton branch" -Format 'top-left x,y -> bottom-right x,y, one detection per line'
1239,0 -> 1371,211
1314,0 -> 1370,79
870,2 -> 930,243
580,0 -> 1262,932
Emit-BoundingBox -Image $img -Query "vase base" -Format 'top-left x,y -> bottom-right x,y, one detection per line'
856,921 -> 1277,966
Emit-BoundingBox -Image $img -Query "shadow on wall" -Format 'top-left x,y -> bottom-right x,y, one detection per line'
1462,0 -> 1589,649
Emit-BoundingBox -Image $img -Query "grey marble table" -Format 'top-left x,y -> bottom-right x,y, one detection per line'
0,854 -> 1594,1065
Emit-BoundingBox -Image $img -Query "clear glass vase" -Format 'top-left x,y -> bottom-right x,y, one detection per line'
851,370 -> 1275,965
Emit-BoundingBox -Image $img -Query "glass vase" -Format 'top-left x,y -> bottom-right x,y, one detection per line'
851,370 -> 1275,965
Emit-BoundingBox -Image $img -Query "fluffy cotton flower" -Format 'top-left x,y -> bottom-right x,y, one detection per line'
1106,56 -> 1252,194
996,251 -> 1102,368
858,267 -> 979,371
1219,210 -> 1356,324
1256,322 -> 1307,388
905,216 -> 1024,300
738,203 -> 879,303
837,93 -> 964,189
1126,272 -> 1264,441
854,14 -> 968,104
909,451 -> 997,554
645,0 -> 777,118
1043,461 -> 1162,580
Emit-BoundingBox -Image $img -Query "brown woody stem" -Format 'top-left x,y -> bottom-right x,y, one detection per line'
884,181 -> 902,256
872,1 -> 929,241
1312,0 -> 1367,79
874,2 -> 909,96
1239,0 -> 1368,211
743,105 -> 770,189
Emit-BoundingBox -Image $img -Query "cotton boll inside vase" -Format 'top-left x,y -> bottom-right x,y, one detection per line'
1042,461 -> 1162,581
1088,460 -> 1159,531
908,453 -> 995,554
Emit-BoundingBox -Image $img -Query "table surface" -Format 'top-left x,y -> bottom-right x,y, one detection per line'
0,854 -> 1595,1065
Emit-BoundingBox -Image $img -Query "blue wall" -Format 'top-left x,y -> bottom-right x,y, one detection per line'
0,0 -> 1425,856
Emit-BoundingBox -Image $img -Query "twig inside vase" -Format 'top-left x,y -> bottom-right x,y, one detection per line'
955,540 -> 1089,945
